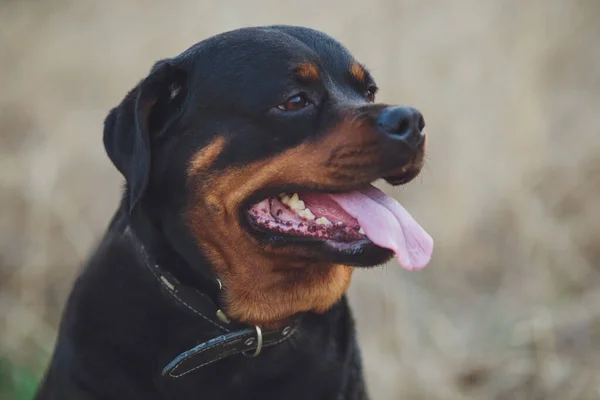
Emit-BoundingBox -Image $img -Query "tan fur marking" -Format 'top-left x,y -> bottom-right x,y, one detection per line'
350,63 -> 366,82
187,136 -> 226,175
295,63 -> 319,82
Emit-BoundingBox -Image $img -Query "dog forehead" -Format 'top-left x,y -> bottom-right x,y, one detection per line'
181,29 -> 314,70
178,26 -> 356,78
267,25 -> 358,73
267,26 -> 354,59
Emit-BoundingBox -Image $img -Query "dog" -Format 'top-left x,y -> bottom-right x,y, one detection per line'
34,25 -> 433,399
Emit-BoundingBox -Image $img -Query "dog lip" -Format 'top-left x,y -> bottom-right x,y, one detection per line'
383,174 -> 414,186
243,213 -> 394,267
381,160 -> 423,185
383,169 -> 420,186
245,213 -> 381,252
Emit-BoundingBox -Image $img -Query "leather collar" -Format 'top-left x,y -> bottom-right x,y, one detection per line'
123,224 -> 300,378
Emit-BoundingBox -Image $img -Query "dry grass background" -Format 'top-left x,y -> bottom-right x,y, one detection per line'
1,0 -> 599,398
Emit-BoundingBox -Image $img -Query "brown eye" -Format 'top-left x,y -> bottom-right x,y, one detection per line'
278,94 -> 309,111
365,86 -> 377,103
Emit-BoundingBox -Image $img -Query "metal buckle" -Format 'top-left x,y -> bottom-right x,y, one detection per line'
242,325 -> 263,358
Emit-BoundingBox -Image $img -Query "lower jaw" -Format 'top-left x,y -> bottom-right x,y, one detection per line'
322,240 -> 394,267
247,220 -> 394,267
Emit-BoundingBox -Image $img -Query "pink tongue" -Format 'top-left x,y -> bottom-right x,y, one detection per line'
327,185 -> 433,270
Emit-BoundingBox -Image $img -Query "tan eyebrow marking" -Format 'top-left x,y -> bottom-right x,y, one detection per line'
350,62 -> 366,82
294,63 -> 319,82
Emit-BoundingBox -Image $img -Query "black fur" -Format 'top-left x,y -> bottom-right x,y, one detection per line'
35,210 -> 368,399
36,25 -> 426,399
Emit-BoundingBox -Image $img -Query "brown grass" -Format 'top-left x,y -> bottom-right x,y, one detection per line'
1,0 -> 600,398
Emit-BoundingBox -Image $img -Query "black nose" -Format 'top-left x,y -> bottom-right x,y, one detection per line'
376,106 -> 425,148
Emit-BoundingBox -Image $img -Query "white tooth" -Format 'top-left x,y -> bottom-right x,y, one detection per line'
279,192 -> 286,198
287,193 -> 306,211
291,200 -> 305,211
298,208 -> 316,221
358,227 -> 366,235
336,221 -> 344,226
281,195 -> 291,205
316,217 -> 332,225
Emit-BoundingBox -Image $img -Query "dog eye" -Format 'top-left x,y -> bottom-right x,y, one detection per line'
365,86 -> 377,103
277,94 -> 309,111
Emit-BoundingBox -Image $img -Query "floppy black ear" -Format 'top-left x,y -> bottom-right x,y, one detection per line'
103,61 -> 186,213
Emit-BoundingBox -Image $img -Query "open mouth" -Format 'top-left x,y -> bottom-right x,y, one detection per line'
247,184 -> 433,270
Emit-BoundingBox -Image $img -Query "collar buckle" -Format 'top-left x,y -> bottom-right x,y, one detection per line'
242,325 -> 263,358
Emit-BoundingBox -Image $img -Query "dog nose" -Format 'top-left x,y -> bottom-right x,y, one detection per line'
376,106 -> 425,148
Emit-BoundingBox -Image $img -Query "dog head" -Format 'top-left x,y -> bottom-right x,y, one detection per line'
103,26 -> 433,326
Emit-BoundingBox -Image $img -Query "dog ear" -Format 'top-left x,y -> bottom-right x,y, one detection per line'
103,61 -> 187,213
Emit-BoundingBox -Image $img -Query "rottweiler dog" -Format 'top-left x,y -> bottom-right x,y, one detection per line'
35,25 -> 433,400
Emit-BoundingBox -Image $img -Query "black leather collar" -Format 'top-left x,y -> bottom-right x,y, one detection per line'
123,224 -> 300,378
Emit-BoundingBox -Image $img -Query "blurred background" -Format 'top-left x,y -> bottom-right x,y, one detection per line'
1,0 -> 599,398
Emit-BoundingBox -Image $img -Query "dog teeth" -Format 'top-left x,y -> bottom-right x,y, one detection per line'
287,193 -> 306,211
297,208 -> 315,221
279,192 -> 306,210
292,201 -> 306,211
358,227 -> 365,235
315,217 -> 332,226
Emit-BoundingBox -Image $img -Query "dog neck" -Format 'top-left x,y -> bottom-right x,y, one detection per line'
126,203 -> 223,304
121,205 -> 302,377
